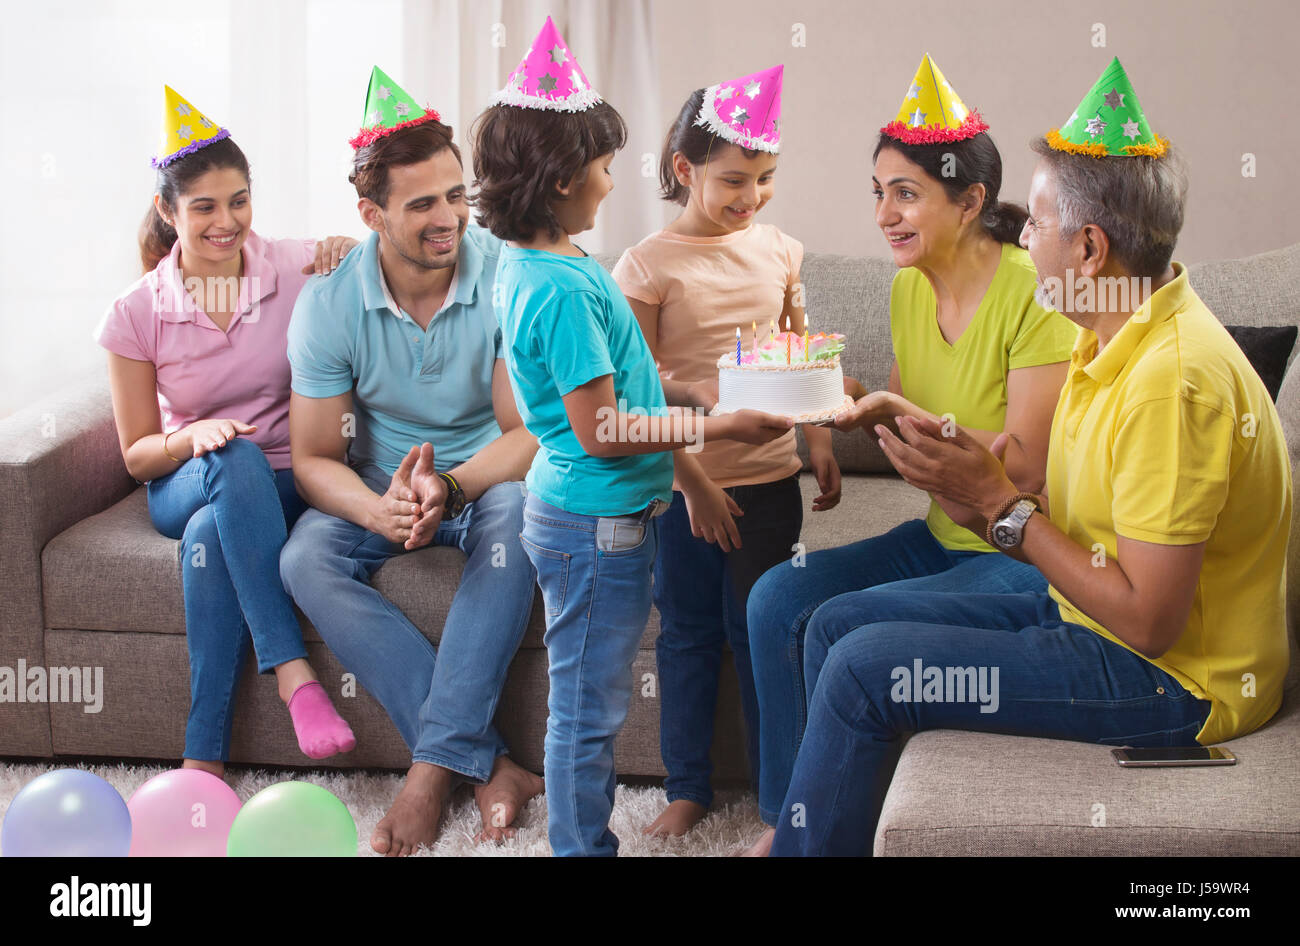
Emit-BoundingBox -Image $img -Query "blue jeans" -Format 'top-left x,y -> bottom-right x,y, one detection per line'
279,471 -> 535,782
771,590 -> 1212,856
146,438 -> 309,761
747,518 -> 1048,824
521,494 -> 660,857
654,475 -> 802,808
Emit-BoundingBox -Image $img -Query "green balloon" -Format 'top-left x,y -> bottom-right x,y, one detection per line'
226,781 -> 356,857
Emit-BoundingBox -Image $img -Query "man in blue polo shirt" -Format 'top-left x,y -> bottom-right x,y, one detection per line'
280,96 -> 541,857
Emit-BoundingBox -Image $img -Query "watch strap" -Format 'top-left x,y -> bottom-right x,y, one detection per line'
437,471 -> 466,516
984,492 -> 1040,548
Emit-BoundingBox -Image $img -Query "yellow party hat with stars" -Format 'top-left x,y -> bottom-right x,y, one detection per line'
153,86 -> 230,168
881,54 -> 988,144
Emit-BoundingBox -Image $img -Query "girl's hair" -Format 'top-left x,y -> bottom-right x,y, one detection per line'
138,137 -> 251,274
872,131 -> 1027,245
658,88 -> 761,206
471,101 -> 627,243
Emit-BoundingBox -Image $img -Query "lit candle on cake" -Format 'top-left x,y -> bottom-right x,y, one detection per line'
786,331 -> 791,365
751,321 -> 757,356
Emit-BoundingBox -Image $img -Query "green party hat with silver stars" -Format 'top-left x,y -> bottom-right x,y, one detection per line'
1046,57 -> 1168,157
349,66 -> 441,150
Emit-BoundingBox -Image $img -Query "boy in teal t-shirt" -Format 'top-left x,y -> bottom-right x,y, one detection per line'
496,247 -> 673,515
471,24 -> 790,856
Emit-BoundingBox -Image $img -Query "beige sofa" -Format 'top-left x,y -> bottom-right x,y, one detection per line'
2,243 -> 1297,855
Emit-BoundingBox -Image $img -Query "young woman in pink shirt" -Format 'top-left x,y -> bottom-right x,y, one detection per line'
97,108 -> 358,779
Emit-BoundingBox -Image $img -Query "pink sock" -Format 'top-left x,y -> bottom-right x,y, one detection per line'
287,681 -> 357,759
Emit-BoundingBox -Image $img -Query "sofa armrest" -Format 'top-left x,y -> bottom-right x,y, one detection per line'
0,371 -> 133,755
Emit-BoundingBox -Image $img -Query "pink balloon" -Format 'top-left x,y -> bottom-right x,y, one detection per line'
127,769 -> 242,857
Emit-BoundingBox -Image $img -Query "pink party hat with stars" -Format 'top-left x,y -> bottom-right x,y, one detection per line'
694,65 -> 783,154
491,16 -> 601,112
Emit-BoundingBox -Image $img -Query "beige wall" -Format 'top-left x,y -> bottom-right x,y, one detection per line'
640,0 -> 1300,264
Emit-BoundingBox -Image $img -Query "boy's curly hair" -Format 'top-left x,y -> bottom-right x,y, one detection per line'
470,101 -> 627,242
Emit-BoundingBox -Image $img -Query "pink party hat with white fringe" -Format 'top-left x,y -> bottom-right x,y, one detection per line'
492,16 -> 601,112
694,65 -> 783,153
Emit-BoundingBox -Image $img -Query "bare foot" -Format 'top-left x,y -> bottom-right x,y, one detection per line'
642,799 -> 708,837
740,825 -> 774,857
474,756 -> 544,843
371,762 -> 454,857
182,758 -> 225,780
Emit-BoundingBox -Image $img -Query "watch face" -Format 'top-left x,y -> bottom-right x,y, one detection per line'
992,523 -> 1016,548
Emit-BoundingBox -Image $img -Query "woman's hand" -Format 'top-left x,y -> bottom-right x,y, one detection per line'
832,390 -> 899,433
682,479 -> 744,551
184,418 -> 257,457
303,236 -> 360,275
810,446 -> 842,511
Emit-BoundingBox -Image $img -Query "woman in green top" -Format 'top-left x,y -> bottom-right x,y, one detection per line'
743,124 -> 1076,855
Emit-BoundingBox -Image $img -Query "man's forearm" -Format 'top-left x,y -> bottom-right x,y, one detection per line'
292,454 -> 379,531
1009,512 -> 1152,653
447,426 -> 538,502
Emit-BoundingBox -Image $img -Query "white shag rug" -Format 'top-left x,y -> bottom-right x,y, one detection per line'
0,761 -> 766,857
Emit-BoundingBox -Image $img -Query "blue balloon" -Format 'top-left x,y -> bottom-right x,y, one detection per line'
2,769 -> 132,857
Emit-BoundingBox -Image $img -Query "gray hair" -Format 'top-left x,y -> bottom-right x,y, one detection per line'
1029,137 -> 1189,278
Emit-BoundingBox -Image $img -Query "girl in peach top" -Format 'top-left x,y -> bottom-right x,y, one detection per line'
613,84 -> 841,837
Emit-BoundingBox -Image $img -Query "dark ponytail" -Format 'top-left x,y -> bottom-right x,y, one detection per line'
872,131 -> 1026,245
658,88 -> 760,206
138,136 -> 251,274
982,201 -> 1028,245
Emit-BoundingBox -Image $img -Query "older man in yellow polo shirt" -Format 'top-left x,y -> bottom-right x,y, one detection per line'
770,60 -> 1292,857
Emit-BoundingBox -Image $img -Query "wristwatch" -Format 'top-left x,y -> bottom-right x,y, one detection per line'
437,471 -> 467,519
986,494 -> 1040,551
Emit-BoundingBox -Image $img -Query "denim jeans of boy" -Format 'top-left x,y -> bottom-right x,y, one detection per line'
770,589 -> 1211,856
747,518 -> 1048,825
280,470 -> 535,782
146,438 -> 309,761
521,494 -> 660,857
653,475 -> 802,809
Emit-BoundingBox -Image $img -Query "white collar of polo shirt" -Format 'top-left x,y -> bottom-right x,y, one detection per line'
376,251 -> 460,324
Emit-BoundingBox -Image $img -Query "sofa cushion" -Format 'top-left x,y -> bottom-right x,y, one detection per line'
40,474 -> 929,649
875,692 -> 1300,855
1224,324 -> 1297,402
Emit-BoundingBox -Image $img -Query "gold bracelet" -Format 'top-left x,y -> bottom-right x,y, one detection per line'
162,431 -> 184,463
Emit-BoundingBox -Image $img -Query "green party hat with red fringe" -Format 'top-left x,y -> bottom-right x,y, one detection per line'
349,66 -> 441,150
1046,57 -> 1168,157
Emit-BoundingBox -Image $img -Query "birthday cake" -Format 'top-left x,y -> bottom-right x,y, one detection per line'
713,331 -> 854,423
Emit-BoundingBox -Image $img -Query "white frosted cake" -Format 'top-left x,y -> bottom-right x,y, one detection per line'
713,331 -> 855,423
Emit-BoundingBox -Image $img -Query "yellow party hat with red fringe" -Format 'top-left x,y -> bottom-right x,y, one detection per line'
1045,57 -> 1168,157
153,86 -> 229,168
881,54 -> 987,144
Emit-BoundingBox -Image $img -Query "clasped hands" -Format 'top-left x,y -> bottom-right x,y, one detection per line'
833,378 -> 1022,532
373,443 -> 448,550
